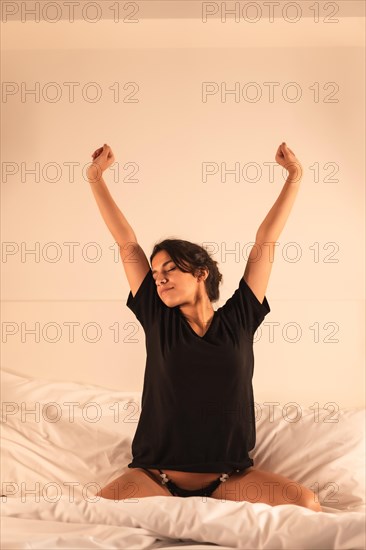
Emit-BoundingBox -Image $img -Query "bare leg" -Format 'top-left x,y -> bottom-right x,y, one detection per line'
95,468 -> 173,500
210,467 -> 322,511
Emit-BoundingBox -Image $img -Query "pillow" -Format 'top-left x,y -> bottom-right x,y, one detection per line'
1,368 -> 141,499
253,402 -> 365,512
1,368 -> 365,511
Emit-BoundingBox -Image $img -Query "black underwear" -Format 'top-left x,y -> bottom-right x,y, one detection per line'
142,468 -> 240,498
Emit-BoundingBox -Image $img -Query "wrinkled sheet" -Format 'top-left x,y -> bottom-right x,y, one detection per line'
1,369 -> 365,549
1,494 -> 365,550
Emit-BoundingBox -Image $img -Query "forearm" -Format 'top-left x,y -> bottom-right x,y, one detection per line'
256,172 -> 303,242
88,174 -> 136,246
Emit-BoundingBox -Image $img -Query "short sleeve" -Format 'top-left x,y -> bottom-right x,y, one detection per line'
126,269 -> 164,332
221,277 -> 271,336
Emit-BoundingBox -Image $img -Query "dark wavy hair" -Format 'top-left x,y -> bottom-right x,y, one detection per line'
149,238 -> 223,303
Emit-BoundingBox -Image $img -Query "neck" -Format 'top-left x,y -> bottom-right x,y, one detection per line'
180,303 -> 215,330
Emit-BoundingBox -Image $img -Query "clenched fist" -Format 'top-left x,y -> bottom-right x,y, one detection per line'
275,143 -> 303,181
87,144 -> 115,181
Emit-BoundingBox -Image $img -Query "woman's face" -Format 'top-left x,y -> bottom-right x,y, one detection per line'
151,250 -> 207,306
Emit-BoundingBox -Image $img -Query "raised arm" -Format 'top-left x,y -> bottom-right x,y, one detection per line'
256,143 -> 303,242
87,144 -> 150,296
243,143 -> 303,304
87,144 -> 136,246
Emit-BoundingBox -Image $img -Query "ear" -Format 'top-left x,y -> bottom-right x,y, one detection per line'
197,267 -> 209,281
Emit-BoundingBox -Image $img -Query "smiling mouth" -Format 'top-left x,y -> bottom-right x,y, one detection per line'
161,288 -> 173,295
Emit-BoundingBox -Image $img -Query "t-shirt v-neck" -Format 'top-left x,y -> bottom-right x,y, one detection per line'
178,309 -> 217,340
125,268 -> 270,473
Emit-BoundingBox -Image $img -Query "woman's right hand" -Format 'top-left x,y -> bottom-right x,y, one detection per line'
87,144 -> 115,180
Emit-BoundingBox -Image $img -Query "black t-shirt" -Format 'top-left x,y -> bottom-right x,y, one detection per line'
126,269 -> 270,473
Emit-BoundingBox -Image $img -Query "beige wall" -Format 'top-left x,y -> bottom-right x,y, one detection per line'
2,3 -> 365,408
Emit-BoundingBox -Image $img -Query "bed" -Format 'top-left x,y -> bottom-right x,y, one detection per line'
1,367 -> 365,550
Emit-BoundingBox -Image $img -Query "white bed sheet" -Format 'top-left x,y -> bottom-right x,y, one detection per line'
1,368 -> 365,550
2,495 -> 365,550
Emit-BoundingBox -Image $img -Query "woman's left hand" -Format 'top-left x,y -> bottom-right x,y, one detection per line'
275,143 -> 303,180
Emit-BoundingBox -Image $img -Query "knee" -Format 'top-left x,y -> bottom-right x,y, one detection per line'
300,489 -> 322,512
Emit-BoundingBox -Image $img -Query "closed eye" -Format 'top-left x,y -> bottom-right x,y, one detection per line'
153,267 -> 176,281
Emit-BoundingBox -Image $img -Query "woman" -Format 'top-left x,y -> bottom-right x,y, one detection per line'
87,143 -> 321,511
